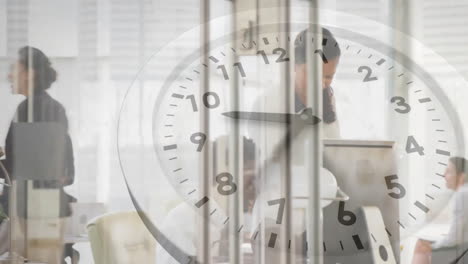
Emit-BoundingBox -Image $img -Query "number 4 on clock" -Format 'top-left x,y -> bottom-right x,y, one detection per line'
406,135 -> 424,156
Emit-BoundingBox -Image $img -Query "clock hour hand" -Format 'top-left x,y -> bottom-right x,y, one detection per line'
222,107 -> 321,125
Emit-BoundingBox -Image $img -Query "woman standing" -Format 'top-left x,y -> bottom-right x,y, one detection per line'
2,46 -> 75,264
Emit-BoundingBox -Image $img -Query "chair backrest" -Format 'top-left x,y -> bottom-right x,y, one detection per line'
452,246 -> 468,264
66,202 -> 106,237
87,211 -> 156,264
431,244 -> 468,264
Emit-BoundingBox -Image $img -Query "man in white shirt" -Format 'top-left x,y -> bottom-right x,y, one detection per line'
412,157 -> 468,264
246,27 -> 342,263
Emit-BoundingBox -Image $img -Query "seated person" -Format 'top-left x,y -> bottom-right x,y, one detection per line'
156,136 -> 256,263
412,157 -> 468,264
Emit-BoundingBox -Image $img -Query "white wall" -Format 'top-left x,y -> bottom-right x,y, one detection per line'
28,0 -> 78,57
0,0 -> 6,56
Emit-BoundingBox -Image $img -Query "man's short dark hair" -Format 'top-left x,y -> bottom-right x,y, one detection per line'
294,28 -> 341,65
450,157 -> 468,176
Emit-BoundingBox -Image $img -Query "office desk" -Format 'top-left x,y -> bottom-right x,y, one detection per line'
0,253 -> 46,264
415,223 -> 450,242
63,234 -> 89,245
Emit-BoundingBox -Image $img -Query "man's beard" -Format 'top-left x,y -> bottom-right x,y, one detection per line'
323,86 -> 337,124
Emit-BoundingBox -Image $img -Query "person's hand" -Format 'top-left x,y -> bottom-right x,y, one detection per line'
416,239 -> 433,253
412,239 -> 432,264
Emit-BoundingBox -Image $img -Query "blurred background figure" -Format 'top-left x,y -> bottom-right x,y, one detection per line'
156,136 -> 256,264
412,157 -> 468,264
0,46 -> 76,264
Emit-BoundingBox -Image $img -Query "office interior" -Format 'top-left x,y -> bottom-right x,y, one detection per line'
1,0 -> 468,263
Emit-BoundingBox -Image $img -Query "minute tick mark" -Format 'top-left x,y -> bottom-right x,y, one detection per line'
418,98 -> 432,103
397,221 -> 405,229
385,228 -> 392,237
208,56 -> 219,63
195,196 -> 209,208
436,149 -> 450,156
352,235 -> 364,250
376,58 -> 385,65
415,201 -> 430,213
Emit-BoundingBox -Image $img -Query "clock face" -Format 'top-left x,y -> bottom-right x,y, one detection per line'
117,13 -> 466,264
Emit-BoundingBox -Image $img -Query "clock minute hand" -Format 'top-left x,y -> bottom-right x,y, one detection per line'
222,111 -> 295,123
222,108 -> 321,125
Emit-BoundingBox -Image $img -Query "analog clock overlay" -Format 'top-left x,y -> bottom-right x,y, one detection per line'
117,12 -> 465,264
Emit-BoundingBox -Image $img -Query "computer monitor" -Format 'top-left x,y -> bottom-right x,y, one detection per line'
10,123 -> 67,181
8,123 -> 68,262
322,139 -> 399,263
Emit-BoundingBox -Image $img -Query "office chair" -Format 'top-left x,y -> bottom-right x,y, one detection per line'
87,211 -> 156,264
432,244 -> 468,264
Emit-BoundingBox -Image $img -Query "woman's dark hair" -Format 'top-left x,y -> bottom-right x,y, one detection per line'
450,157 -> 468,176
18,46 -> 57,92
294,28 -> 341,65
294,28 -> 340,124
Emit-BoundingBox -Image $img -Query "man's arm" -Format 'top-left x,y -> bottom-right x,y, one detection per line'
432,192 -> 465,249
